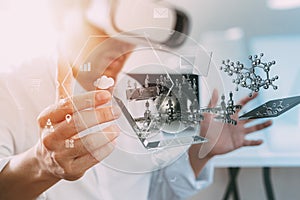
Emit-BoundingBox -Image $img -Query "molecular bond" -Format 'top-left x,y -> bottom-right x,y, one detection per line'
220,53 -> 279,97
201,92 -> 241,125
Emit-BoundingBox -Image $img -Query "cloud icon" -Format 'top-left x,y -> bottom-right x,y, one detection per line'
94,75 -> 115,89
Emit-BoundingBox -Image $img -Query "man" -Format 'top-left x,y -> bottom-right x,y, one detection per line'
0,0 -> 272,199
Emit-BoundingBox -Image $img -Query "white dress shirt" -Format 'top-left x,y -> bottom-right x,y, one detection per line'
0,56 -> 213,200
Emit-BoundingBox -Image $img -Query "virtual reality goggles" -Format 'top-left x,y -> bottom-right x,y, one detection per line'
87,0 -> 190,47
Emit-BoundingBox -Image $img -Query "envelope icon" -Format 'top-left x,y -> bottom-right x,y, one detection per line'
153,8 -> 169,19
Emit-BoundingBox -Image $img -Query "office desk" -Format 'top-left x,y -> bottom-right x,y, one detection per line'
213,148 -> 300,168
210,143 -> 300,200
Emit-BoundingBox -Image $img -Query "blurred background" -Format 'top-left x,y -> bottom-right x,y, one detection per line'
1,0 -> 300,199
0,0 -> 57,70
169,0 -> 300,199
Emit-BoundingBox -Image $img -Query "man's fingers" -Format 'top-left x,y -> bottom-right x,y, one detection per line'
57,58 -> 74,102
38,90 -> 112,126
67,125 -> 120,157
243,139 -> 263,146
49,105 -> 121,140
73,142 -> 116,171
244,120 -> 273,134
207,89 -> 219,108
238,92 -> 258,106
238,117 -> 257,125
240,118 -> 254,125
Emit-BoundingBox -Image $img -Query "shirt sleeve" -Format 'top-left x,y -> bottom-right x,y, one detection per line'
0,157 -> 47,200
0,78 -> 16,172
148,152 -> 214,200
0,121 -> 49,200
0,120 -> 15,172
0,157 -> 11,172
0,99 -> 48,200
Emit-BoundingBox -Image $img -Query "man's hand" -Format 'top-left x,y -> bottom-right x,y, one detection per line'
34,50 -> 125,181
36,90 -> 121,181
188,90 -> 272,177
198,90 -> 272,158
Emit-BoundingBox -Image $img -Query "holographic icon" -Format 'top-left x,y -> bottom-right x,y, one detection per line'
114,70 -> 246,150
65,139 -> 74,148
79,62 -> 91,72
65,114 -> 72,124
153,7 -> 169,19
125,74 -> 201,130
220,53 -> 279,97
201,92 -> 242,125
93,75 -> 115,89
239,96 -> 300,120
45,119 -> 54,133
30,78 -> 41,95
170,176 -> 177,183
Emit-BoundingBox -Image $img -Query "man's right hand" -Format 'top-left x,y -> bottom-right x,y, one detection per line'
36,56 -> 121,181
36,90 -> 120,181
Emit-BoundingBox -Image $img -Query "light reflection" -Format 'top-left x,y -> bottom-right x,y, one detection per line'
268,0 -> 300,10
0,0 -> 58,70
